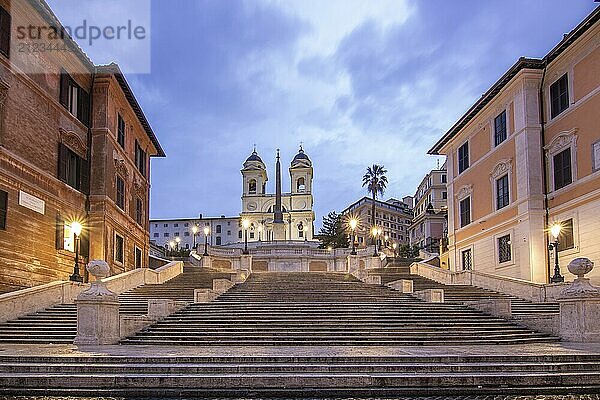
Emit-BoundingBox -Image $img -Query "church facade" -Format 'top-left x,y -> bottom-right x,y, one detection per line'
240,147 -> 315,242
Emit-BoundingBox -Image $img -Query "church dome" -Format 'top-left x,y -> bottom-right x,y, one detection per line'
243,148 -> 266,170
290,146 -> 311,168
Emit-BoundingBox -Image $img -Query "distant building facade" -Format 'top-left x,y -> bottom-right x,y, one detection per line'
341,197 -> 413,247
0,0 -> 164,289
429,8 -> 600,283
150,216 -> 240,250
409,165 -> 448,253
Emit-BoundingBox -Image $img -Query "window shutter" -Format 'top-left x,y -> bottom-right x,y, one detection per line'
78,87 -> 90,126
59,70 -> 70,107
55,213 -> 64,250
58,143 -> 68,182
80,157 -> 89,194
0,6 -> 11,58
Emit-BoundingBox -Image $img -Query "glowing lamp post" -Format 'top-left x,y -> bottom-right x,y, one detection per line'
549,223 -> 565,283
257,224 -> 263,242
69,221 -> 83,282
242,218 -> 250,254
203,225 -> 210,256
392,242 -> 397,258
192,225 -> 199,249
175,236 -> 181,251
303,225 -> 308,242
349,218 -> 358,255
372,226 -> 382,257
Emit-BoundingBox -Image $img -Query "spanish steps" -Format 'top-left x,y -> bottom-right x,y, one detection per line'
0,266 -> 233,344
369,261 -> 560,316
122,271 -> 558,346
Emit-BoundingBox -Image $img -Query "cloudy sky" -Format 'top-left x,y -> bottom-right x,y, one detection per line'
48,0 -> 598,227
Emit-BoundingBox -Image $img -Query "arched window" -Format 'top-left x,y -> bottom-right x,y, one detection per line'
248,179 -> 257,194
216,236 -> 222,245
297,177 -> 306,192
185,243 -> 189,250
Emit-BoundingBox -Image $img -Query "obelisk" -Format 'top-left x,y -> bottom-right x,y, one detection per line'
272,149 -> 286,240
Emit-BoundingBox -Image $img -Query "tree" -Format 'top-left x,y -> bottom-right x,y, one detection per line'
318,211 -> 349,249
362,164 -> 388,243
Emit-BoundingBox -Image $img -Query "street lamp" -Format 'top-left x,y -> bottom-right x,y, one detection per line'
242,218 -> 250,254
371,226 -> 380,257
69,221 -> 83,282
257,224 -> 263,242
192,225 -> 199,249
303,225 -> 308,242
203,225 -> 210,256
175,236 -> 181,251
384,234 -> 389,248
549,223 -> 564,283
392,242 -> 397,258
349,218 -> 358,255
169,240 -> 175,253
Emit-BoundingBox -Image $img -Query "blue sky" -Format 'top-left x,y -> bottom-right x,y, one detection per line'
48,0 -> 598,227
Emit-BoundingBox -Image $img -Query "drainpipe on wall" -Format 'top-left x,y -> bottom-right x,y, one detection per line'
539,62 -> 551,283
84,72 -> 95,283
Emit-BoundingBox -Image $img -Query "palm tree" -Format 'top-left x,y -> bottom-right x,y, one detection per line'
362,165 -> 388,244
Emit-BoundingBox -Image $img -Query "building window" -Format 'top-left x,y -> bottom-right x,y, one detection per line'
494,110 -> 507,146
0,190 -> 7,230
174,223 -> 179,227
174,232 -> 179,237
553,148 -> 572,190
216,236 -> 222,245
135,141 -> 147,177
297,177 -> 306,192
459,197 -> 471,227
458,142 -> 469,174
163,223 -> 168,227
184,223 -> 189,227
117,114 -> 126,148
227,230 -> 231,235
135,197 -> 143,225
184,232 -> 190,237
58,143 -> 88,193
59,70 -> 90,126
116,175 -> 125,210
216,225 -> 222,234
550,74 -> 569,119
115,234 -> 124,264
164,233 -> 169,237
153,233 -> 159,238
135,246 -> 142,268
441,174 -> 447,184
498,234 -> 511,263
238,231 -> 243,239
442,191 -> 447,200
299,229 -> 304,237
461,248 -> 472,271
557,219 -> 575,252
496,174 -> 510,210
248,179 -> 257,194
0,6 -> 11,58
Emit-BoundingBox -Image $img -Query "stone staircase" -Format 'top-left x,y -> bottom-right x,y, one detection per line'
2,352 -> 600,396
0,266 -> 231,344
371,263 -> 560,316
122,272 -> 558,346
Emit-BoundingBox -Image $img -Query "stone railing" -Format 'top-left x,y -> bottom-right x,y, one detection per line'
410,261 -> 569,302
0,261 -> 183,324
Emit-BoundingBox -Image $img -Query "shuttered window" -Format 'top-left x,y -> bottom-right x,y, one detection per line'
117,114 -> 126,148
135,197 -> 143,225
115,234 -> 124,263
0,5 -> 10,58
58,143 -> 89,193
553,148 -> 572,190
459,196 -> 471,227
458,142 -> 469,174
494,110 -> 507,146
550,74 -> 569,119
135,140 -> 146,177
59,70 -> 90,126
116,175 -> 125,210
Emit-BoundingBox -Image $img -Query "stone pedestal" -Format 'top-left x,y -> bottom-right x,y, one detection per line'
74,260 -> 120,346
194,288 -> 219,303
388,279 -> 413,294
272,223 -> 286,241
240,254 -> 252,271
415,289 -> 444,303
559,298 -> 600,342
201,255 -> 212,268
213,278 -> 234,294
369,256 -> 383,270
347,255 -> 359,274
558,258 -> 600,342
464,298 -> 511,318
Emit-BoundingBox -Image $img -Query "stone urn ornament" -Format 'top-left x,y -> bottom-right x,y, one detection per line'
561,258 -> 600,298
79,260 -> 117,299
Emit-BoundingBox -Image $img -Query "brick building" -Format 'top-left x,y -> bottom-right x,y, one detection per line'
0,0 -> 164,290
